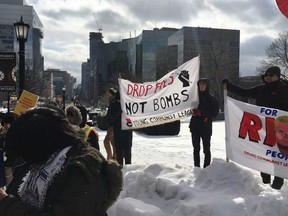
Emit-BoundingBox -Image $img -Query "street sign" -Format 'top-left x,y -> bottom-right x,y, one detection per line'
0,52 -> 17,91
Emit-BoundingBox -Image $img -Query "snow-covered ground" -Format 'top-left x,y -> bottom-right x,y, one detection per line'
96,120 -> 288,216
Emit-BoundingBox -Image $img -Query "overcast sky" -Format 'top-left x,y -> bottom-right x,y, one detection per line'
26,0 -> 288,84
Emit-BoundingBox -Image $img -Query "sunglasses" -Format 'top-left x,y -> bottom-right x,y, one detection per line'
264,73 -> 275,77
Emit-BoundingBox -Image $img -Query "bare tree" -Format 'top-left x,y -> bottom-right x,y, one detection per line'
24,57 -> 51,98
204,37 -> 239,111
257,31 -> 288,76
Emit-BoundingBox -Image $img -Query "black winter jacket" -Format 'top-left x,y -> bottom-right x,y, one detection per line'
106,98 -> 132,150
189,80 -> 219,135
226,80 -> 288,111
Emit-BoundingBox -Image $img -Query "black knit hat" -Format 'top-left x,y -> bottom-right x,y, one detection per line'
109,87 -> 117,96
265,66 -> 281,77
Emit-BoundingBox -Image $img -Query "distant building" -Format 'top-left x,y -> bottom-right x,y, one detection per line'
0,0 -> 44,99
83,26 -> 240,108
44,69 -> 76,103
81,60 -> 90,104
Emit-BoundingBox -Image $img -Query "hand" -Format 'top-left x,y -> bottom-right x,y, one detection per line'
192,109 -> 201,116
0,188 -> 8,201
222,79 -> 229,85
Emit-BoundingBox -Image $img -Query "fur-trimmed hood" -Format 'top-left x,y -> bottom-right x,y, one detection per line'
65,105 -> 82,126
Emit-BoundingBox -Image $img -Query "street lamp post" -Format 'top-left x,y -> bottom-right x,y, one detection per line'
62,85 -> 66,110
14,16 -> 30,98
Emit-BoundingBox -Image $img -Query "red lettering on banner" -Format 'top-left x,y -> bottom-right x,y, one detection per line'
239,112 -> 262,142
168,75 -> 174,85
127,84 -> 133,95
263,117 -> 276,147
239,111 -> 277,146
154,75 -> 174,93
127,84 -> 153,97
127,75 -> 175,97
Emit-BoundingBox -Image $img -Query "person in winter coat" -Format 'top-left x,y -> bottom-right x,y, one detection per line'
0,107 -> 123,216
222,66 -> 288,190
189,78 -> 219,168
106,91 -> 133,165
77,105 -> 100,151
65,104 -> 83,127
0,113 -> 16,187
0,121 -> 5,188
104,87 -> 117,160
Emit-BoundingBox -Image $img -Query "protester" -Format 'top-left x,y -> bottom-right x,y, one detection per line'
77,105 -> 100,150
65,104 -> 83,127
104,87 -> 117,160
0,113 -> 16,186
0,126 -> 5,188
0,107 -> 123,215
189,78 -> 219,168
222,65 -> 288,189
106,91 -> 133,165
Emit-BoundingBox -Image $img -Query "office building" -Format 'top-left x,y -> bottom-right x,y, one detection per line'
84,26 -> 240,108
0,0 -> 44,99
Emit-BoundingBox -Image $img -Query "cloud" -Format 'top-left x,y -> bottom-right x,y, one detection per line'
113,0 -> 206,24
26,0 -> 288,84
210,0 -> 278,23
239,35 -> 273,76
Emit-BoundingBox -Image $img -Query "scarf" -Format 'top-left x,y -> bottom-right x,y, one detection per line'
18,146 -> 72,209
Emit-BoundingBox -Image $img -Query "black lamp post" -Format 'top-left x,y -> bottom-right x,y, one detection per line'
62,85 -> 66,110
14,16 -> 30,98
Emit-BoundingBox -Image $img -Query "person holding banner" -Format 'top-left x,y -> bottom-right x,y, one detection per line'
106,91 -> 133,166
222,65 -> 288,190
104,87 -> 117,160
189,78 -> 219,168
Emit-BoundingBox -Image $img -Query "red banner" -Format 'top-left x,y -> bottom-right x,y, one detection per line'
276,0 -> 288,18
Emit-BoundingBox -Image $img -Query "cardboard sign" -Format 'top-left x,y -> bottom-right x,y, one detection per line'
13,90 -> 39,116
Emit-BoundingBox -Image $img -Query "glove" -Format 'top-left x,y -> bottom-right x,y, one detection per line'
192,109 -> 201,116
222,79 -> 229,85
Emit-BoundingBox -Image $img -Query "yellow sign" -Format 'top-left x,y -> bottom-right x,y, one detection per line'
13,90 -> 39,116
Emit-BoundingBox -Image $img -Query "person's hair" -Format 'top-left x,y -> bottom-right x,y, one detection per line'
65,104 -> 82,126
274,115 -> 288,129
76,105 -> 88,128
5,107 -> 87,165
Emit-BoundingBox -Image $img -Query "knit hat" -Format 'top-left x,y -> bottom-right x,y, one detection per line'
65,105 -> 82,126
265,66 -> 281,77
76,105 -> 88,128
109,87 -> 117,96
197,78 -> 210,92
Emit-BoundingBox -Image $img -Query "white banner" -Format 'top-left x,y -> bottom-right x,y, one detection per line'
119,56 -> 200,130
224,92 -> 288,179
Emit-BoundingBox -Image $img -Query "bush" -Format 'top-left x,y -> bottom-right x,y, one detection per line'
140,120 -> 181,136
